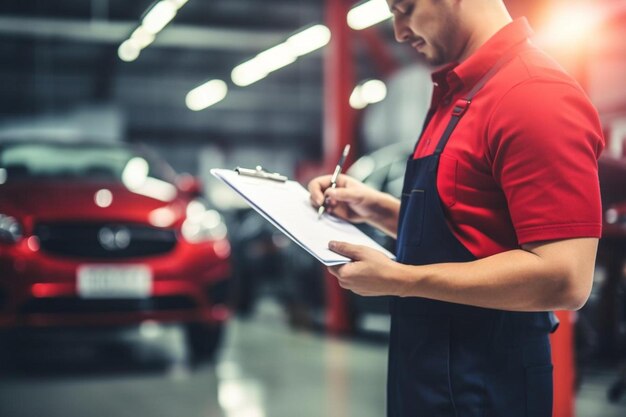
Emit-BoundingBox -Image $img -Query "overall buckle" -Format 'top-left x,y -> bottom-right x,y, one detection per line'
452,99 -> 471,117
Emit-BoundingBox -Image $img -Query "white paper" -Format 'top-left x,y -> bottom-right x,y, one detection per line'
211,169 -> 396,266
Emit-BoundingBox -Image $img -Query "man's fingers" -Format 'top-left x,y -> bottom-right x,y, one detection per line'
309,194 -> 323,208
308,174 -> 358,208
324,187 -> 361,205
328,241 -> 365,261
308,176 -> 332,207
327,265 -> 342,278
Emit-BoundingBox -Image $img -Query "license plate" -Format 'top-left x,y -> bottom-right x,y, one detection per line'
77,265 -> 152,299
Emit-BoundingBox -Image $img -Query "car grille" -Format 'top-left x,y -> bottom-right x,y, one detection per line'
34,222 -> 177,259
20,296 -> 195,315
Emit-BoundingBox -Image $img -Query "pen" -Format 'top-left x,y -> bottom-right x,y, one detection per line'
318,144 -> 351,219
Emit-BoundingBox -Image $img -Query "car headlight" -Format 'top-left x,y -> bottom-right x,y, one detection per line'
181,200 -> 228,243
0,213 -> 23,243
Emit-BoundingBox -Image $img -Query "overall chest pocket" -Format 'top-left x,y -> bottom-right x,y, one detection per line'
399,189 -> 425,247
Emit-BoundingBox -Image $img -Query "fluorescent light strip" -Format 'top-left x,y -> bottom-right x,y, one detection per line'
130,26 -> 155,49
287,24 -> 332,56
118,0 -> 189,62
118,39 -> 141,62
350,79 -> 387,109
256,43 -> 297,72
187,1 -> 392,108
142,1 -> 178,35
229,0 -> 389,86
349,85 -> 367,109
361,79 -> 387,103
186,79 -> 228,111
347,0 -> 392,30
169,0 -> 189,9
231,24 -> 331,87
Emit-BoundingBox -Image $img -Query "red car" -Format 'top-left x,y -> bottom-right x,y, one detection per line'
0,140 -> 232,361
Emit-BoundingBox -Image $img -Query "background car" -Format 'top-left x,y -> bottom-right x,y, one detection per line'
0,140 -> 232,363
225,207 -> 290,317
225,207 -> 325,327
343,143 -> 413,335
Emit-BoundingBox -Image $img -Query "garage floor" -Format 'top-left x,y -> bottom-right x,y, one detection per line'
0,300 -> 625,417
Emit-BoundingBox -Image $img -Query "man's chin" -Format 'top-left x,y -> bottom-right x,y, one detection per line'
423,53 -> 449,67
413,45 -> 449,66
424,55 -> 444,66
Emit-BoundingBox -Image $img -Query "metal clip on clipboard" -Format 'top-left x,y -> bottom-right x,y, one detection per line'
235,166 -> 288,183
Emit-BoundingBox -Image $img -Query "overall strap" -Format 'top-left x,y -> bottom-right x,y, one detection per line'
433,40 -> 529,155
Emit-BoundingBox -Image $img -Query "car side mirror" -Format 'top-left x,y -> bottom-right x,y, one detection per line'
177,173 -> 203,197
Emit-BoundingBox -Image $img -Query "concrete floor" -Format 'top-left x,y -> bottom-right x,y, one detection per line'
0,300 -> 625,417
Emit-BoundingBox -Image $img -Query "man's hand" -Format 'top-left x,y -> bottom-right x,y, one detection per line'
308,174 -> 401,238
327,241 -> 406,297
308,174 -> 381,223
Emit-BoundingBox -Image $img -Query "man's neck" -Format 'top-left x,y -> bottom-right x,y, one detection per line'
457,2 -> 513,62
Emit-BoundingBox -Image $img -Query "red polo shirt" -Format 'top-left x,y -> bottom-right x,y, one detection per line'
414,18 -> 605,259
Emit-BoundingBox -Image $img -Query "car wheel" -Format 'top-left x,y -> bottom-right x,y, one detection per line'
185,323 -> 224,364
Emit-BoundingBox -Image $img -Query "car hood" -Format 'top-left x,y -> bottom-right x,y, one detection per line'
0,181 -> 186,225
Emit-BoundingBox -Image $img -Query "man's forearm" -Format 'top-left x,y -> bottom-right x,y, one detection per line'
366,192 -> 401,238
395,238 -> 597,311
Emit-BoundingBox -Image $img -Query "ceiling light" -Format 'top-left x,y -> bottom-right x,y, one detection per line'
169,0 -> 189,9
131,26 -> 156,49
231,24 -> 331,87
231,43 -> 297,87
350,79 -> 387,109
347,0 -> 392,30
231,62 -> 269,87
361,79 -> 387,104
255,43 -> 297,72
286,24 -> 331,56
186,79 -> 228,111
118,39 -> 141,62
142,0 -> 178,35
230,54 -> 292,87
118,0 -> 190,62
349,85 -> 367,109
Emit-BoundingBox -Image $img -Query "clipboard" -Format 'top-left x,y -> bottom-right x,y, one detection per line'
211,167 -> 396,266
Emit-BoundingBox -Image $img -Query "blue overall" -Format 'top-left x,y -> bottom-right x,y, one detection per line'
388,45 -> 557,417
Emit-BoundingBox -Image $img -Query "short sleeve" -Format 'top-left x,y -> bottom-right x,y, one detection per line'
487,80 -> 605,245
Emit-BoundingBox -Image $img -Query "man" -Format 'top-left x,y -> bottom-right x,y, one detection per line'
308,0 -> 604,416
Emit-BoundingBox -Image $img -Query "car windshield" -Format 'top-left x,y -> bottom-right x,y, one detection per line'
0,142 -> 174,184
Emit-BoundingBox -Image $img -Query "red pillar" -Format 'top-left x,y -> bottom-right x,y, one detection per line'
358,27 -> 399,78
323,0 -> 356,334
551,310 -> 576,417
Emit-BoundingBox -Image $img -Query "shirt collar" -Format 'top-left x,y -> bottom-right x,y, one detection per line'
431,17 -> 533,95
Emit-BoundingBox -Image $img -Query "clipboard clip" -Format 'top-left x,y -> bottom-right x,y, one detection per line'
235,166 -> 288,182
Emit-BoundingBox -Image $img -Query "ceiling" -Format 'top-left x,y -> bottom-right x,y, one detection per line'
0,0 -> 387,154
1,0 -> 621,157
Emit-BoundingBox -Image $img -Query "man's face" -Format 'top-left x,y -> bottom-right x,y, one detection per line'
387,0 -> 465,66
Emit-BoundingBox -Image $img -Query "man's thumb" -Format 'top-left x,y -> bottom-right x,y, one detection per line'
328,241 -> 363,260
